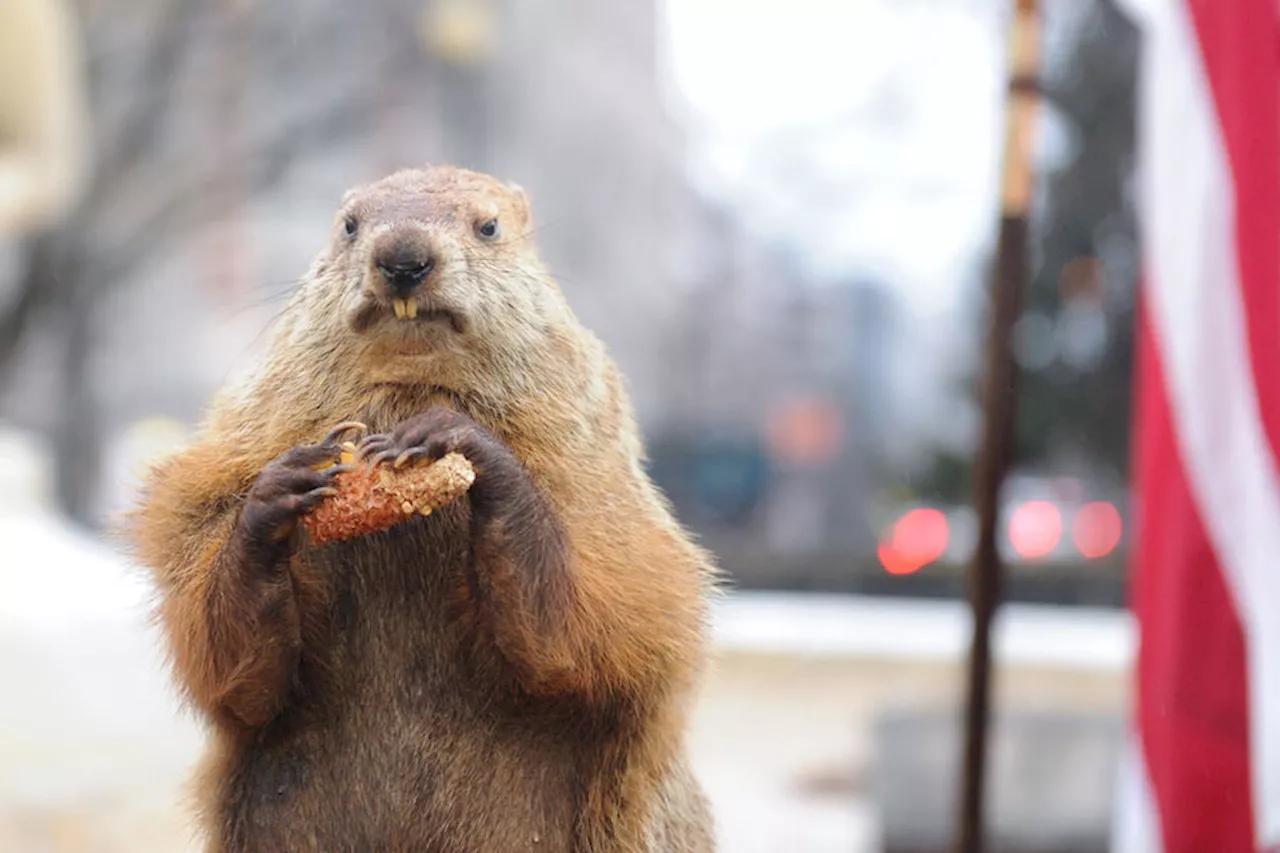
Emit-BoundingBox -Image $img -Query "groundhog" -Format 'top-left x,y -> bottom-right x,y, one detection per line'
127,165 -> 718,852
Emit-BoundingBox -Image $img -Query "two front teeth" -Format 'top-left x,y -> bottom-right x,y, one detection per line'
392,297 -> 419,320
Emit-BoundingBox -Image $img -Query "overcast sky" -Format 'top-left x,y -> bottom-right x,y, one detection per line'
659,0 -> 1009,320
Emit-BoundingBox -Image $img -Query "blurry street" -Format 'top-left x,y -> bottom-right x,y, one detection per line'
0,474 -> 1131,852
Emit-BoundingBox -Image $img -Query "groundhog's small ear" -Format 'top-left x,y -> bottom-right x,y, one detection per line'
507,182 -> 530,227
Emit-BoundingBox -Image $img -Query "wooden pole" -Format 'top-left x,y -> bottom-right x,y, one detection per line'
956,2 -> 1041,852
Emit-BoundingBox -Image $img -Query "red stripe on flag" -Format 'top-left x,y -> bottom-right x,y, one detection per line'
1184,0 -> 1280,459
1134,305 -> 1255,853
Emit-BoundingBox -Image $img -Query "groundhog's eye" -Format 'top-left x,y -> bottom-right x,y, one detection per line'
476,218 -> 500,240
344,216 -> 359,238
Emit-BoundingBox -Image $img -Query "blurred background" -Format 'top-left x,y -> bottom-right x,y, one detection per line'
0,0 -> 1140,851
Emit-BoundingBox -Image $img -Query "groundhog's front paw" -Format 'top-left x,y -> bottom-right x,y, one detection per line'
234,422 -> 365,567
357,407 -> 522,507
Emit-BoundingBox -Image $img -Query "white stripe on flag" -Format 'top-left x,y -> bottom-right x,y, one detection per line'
1128,0 -> 1280,844
1110,729 -> 1163,853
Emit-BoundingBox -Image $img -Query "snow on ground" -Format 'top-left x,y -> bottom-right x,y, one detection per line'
713,590 -> 1134,671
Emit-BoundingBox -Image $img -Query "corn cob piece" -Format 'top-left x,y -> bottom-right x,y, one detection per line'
302,446 -> 475,546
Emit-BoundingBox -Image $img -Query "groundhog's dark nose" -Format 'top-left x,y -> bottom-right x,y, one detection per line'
376,250 -> 436,298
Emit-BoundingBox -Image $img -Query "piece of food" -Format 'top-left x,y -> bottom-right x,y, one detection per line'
302,446 -> 475,545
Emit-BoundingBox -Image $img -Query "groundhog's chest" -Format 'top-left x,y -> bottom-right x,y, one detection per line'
218,505 -> 586,852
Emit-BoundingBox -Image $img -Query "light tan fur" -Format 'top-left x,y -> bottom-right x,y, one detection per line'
127,166 -> 718,852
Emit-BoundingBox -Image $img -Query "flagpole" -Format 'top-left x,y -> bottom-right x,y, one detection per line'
956,1 -> 1041,851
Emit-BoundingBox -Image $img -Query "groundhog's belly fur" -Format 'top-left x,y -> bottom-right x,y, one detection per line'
207,504 -> 672,852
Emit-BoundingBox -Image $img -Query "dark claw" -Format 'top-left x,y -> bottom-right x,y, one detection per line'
301,486 -> 339,509
357,436 -> 394,461
279,444 -> 341,471
370,449 -> 399,468
322,421 -> 368,446
357,433 -> 390,450
393,448 -> 432,469
357,446 -> 392,464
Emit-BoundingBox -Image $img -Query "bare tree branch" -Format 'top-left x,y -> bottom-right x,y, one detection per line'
98,74 -> 413,283
0,231 -> 83,389
0,241 -> 52,382
1,0 -> 427,525
79,1 -> 204,216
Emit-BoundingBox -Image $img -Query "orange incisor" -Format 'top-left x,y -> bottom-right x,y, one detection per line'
302,444 -> 475,546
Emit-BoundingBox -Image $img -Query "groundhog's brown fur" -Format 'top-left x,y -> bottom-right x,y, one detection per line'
127,166 -> 718,852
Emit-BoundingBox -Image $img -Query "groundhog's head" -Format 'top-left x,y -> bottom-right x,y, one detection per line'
300,165 -> 579,394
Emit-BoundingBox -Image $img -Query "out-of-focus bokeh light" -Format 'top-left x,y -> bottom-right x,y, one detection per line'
1072,500 -> 1123,559
765,395 -> 843,467
879,507 -> 949,575
1008,500 -> 1062,560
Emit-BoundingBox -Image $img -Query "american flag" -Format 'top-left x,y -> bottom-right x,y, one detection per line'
1112,0 -> 1280,850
